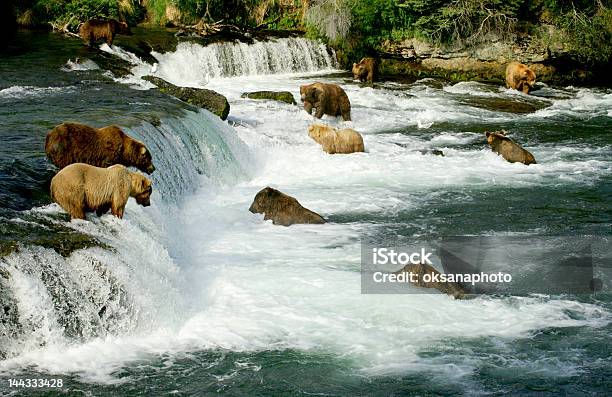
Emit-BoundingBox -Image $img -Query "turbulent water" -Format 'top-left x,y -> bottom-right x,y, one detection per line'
0,31 -> 611,396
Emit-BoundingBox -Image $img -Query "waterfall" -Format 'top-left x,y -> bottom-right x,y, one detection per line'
0,109 -> 252,360
149,37 -> 338,86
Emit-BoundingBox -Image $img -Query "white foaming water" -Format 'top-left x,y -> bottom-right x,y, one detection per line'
61,58 -> 100,72
1,42 -> 612,383
0,85 -> 75,99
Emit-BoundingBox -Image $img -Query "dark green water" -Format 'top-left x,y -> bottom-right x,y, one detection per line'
0,31 -> 611,396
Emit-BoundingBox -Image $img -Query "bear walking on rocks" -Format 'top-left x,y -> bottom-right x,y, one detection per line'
486,131 -> 537,165
506,62 -> 536,94
249,187 -> 325,226
352,57 -> 377,83
308,124 -> 365,154
300,82 -> 351,121
46,122 -> 155,174
51,163 -> 152,220
79,19 -> 131,47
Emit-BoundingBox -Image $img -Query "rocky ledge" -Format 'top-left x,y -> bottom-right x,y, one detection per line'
142,76 -> 230,120
377,29 -> 607,86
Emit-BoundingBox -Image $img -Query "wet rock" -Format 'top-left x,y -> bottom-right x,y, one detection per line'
462,97 -> 547,114
249,187 -> 326,226
241,91 -> 296,105
395,263 -> 465,298
142,76 -> 230,120
0,266 -> 21,360
418,149 -> 445,156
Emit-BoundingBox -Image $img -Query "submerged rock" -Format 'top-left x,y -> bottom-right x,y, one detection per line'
462,97 -> 548,114
418,149 -> 445,156
241,91 -> 296,105
249,187 -> 326,226
395,263 -> 465,298
142,76 -> 230,120
486,131 -> 537,165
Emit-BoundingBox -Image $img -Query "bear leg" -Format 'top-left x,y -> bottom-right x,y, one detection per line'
70,207 -> 86,220
96,203 -> 111,217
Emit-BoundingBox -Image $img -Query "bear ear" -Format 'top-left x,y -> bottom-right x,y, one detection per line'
485,131 -> 491,137
140,146 -> 147,155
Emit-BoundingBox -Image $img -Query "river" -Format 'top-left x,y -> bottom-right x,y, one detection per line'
0,30 -> 611,395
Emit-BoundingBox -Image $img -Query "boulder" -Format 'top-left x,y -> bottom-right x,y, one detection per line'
395,263 -> 465,298
486,131 -> 537,165
308,124 -> 365,154
249,187 -> 325,226
142,76 -> 230,120
241,91 -> 296,105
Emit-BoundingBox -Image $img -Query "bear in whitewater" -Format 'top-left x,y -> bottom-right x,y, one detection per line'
300,82 -> 351,121
249,187 -> 325,226
308,124 -> 365,154
79,19 -> 131,47
505,62 -> 536,94
486,131 -> 537,165
51,163 -> 152,220
45,122 -> 155,174
352,57 -> 377,83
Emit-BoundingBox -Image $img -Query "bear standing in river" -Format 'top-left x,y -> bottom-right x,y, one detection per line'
300,82 -> 351,121
486,131 -> 537,165
51,163 -> 152,220
79,19 -> 131,47
352,57 -> 377,83
45,122 -> 155,174
506,62 -> 536,94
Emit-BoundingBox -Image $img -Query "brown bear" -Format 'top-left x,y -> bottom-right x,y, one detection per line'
249,187 -> 325,226
308,124 -> 365,154
300,82 -> 351,121
45,122 -> 155,174
486,131 -> 537,165
50,163 -> 152,220
79,19 -> 131,47
352,57 -> 377,83
395,263 -> 465,299
506,62 -> 536,94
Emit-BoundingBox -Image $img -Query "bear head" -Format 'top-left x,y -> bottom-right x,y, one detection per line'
115,20 -> 132,35
307,124 -> 332,141
117,129 -> 155,174
352,63 -> 367,80
485,131 -> 509,146
130,172 -> 152,207
300,84 -> 319,103
519,66 -> 536,94
249,186 -> 282,214
133,143 -> 155,174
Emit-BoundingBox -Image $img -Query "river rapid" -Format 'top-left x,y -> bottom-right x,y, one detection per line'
0,31 -> 611,396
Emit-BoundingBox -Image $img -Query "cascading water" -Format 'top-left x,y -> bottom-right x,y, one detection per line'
0,108 -> 252,362
116,37 -> 339,87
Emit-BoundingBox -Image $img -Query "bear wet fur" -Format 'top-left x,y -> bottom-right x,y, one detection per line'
249,187 -> 326,226
79,19 -> 131,47
300,82 -> 351,121
505,62 -> 536,94
352,57 -> 377,83
486,131 -> 537,165
308,124 -> 365,154
45,122 -> 155,174
50,163 -> 152,220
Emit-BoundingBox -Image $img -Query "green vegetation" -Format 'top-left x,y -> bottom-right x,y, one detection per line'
304,0 -> 612,65
10,0 -> 612,66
